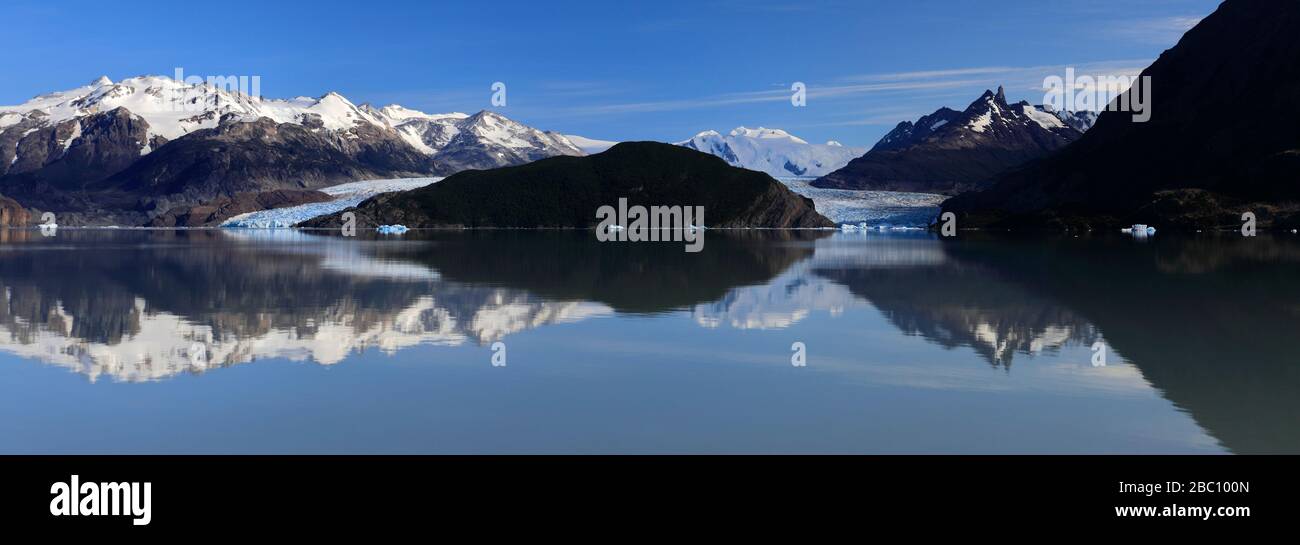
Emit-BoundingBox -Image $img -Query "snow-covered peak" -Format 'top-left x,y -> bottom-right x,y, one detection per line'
294,91 -> 391,130
451,110 -> 583,154
90,75 -> 113,86
679,126 -> 865,178
729,126 -> 807,144
955,87 -> 1087,137
869,89 -> 1095,154
965,88 -> 1010,133
825,140 -> 843,147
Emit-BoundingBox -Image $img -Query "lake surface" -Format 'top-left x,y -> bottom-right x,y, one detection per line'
0,228 -> 1296,454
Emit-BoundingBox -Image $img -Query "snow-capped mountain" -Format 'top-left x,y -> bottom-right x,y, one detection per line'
360,105 -> 468,154
0,76 -> 584,224
0,76 -> 389,148
678,127 -> 865,178
813,87 -> 1086,194
0,76 -> 584,159
359,105 -> 586,171
424,110 -> 584,172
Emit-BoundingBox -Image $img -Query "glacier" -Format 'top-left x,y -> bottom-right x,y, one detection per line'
779,177 -> 945,227
222,177 -> 442,228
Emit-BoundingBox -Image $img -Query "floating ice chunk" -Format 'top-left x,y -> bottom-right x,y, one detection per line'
1123,224 -> 1156,237
607,225 -> 625,232
376,224 -> 409,235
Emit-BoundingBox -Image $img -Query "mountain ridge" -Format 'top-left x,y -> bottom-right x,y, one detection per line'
812,87 -> 1088,194
0,76 -> 584,224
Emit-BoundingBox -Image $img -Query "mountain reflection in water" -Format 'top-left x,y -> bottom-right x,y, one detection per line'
0,228 -> 1296,454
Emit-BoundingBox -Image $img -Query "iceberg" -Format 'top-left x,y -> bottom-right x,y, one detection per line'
376,224 -> 409,235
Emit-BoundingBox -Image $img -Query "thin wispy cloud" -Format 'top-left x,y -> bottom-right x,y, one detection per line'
540,59 -> 1152,122
1109,15 -> 1203,45
536,80 -> 626,98
548,79 -> 985,117
847,60 -> 1151,88
843,66 -> 1023,83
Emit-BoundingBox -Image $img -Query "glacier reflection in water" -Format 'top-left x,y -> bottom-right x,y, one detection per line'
0,228 -> 1296,454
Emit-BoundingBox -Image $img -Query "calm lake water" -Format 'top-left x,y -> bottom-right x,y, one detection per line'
0,228 -> 1296,454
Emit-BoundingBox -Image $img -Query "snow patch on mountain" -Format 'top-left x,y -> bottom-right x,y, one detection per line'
1037,107 -> 1099,132
1022,104 -> 1067,130
564,134 -> 619,154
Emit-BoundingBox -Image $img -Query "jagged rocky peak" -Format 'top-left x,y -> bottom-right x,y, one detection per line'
872,107 -> 962,152
811,86 -> 1087,194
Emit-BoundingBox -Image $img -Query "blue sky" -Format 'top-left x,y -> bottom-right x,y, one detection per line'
0,0 -> 1220,147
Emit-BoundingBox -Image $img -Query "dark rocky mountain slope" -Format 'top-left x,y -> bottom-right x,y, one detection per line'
145,189 -> 333,227
943,0 -> 1300,230
92,116 -> 431,216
